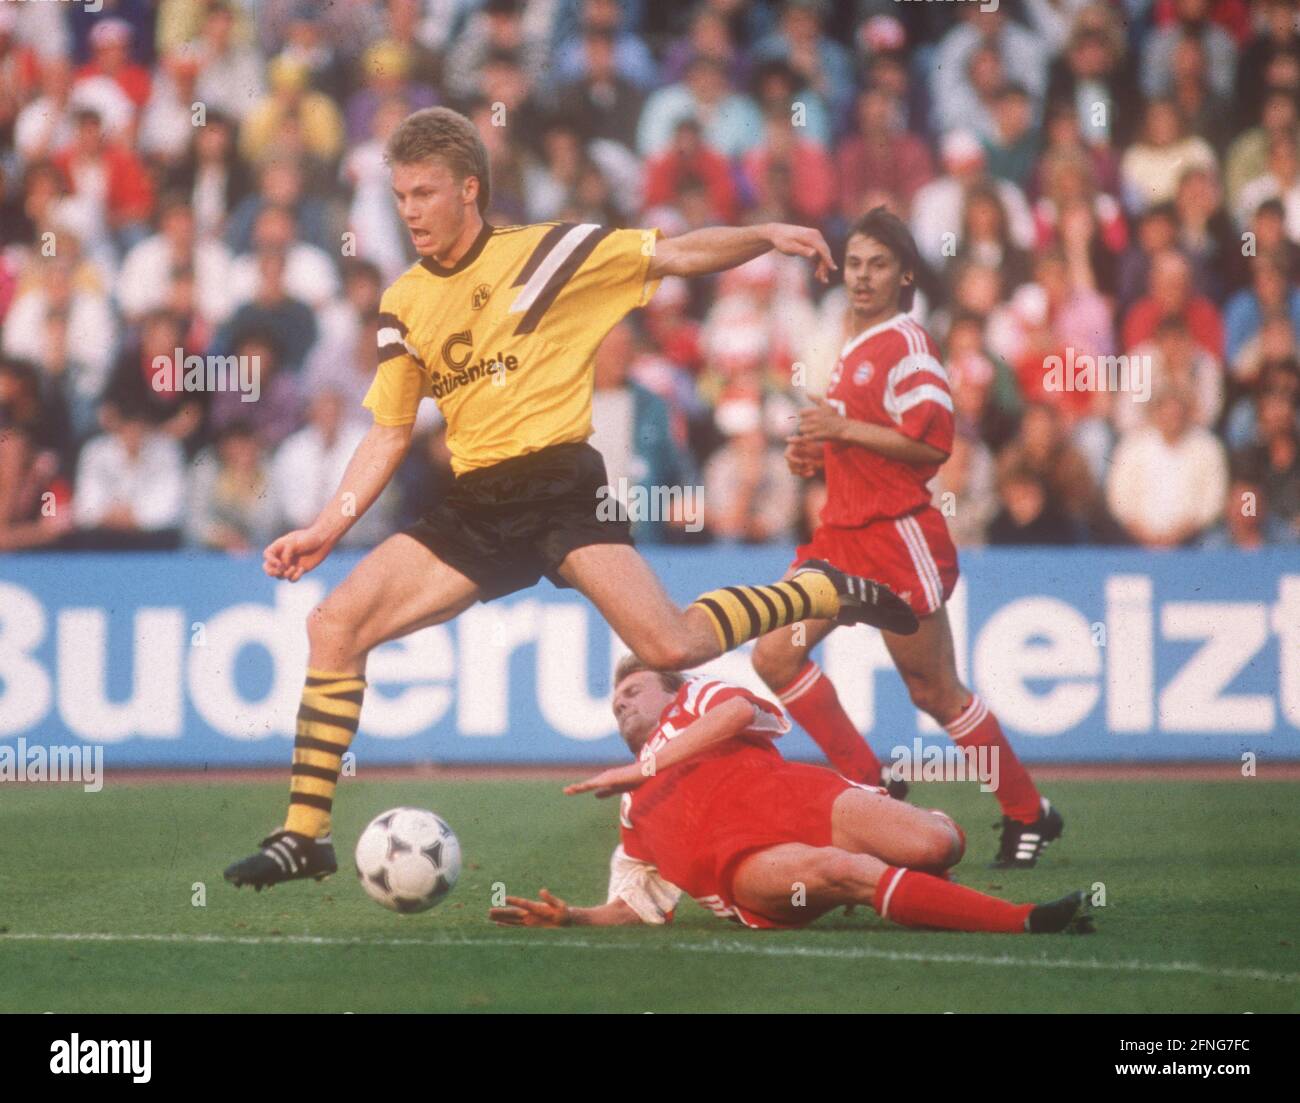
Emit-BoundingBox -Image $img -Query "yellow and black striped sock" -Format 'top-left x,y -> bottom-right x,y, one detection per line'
284,669 -> 366,839
689,573 -> 840,652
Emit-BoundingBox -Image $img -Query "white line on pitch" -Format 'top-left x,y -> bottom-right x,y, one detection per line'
0,931 -> 1295,986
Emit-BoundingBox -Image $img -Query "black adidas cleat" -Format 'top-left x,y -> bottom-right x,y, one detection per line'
224,830 -> 337,890
881,767 -> 910,801
991,798 -> 1064,869
1026,889 -> 1095,934
792,559 -> 919,635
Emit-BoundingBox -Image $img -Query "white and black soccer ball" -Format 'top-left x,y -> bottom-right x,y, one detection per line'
354,807 -> 461,913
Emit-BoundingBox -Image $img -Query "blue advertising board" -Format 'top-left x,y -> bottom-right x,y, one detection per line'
1,548 -> 1296,765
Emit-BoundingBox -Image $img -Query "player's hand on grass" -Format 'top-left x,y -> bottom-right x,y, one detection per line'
489,889 -> 571,928
784,436 -> 825,477
263,528 -> 334,581
766,223 -> 837,284
563,763 -> 644,798
795,395 -> 846,442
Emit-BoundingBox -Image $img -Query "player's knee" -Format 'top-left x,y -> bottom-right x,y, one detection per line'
905,678 -> 964,722
751,636 -> 801,690
631,636 -> 694,673
926,811 -> 965,869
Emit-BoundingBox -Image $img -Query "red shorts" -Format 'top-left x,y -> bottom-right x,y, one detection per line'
705,763 -> 881,930
793,505 -> 959,617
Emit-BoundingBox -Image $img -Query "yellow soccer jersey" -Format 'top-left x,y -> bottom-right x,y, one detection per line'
365,220 -> 661,475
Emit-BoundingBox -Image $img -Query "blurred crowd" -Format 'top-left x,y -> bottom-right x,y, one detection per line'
0,0 -> 1297,554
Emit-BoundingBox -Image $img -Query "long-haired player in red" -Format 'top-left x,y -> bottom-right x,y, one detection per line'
489,658 -> 1092,932
751,208 -> 1064,869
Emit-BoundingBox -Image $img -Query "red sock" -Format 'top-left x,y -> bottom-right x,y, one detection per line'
945,695 -> 1042,822
873,866 -> 1031,933
776,662 -> 881,783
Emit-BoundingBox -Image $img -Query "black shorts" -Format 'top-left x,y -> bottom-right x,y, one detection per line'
403,441 -> 633,601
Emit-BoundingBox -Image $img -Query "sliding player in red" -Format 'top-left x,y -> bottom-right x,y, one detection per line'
751,208 -> 1064,869
489,658 -> 1092,932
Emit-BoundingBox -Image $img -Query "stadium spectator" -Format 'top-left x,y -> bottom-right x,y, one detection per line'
102,309 -> 205,451
225,157 -> 332,256
1044,4 -> 1140,150
835,85 -> 934,221
239,55 -> 345,171
344,38 -> 437,146
911,130 -> 1034,271
703,395 -> 800,544
72,403 -> 186,550
14,57 -> 81,164
1235,0 -> 1300,129
1224,258 -> 1300,365
929,431 -> 997,548
660,5 -> 749,88
1173,164 -> 1234,301
1224,88 -> 1298,218
1234,131 -> 1300,240
0,356 -> 73,551
1121,248 -> 1225,361
998,401 -> 1111,542
304,259 -> 384,419
982,84 -> 1039,189
228,204 -> 339,310
444,0 -> 551,103
1240,383 -> 1300,537
987,464 -> 1079,545
342,97 -> 413,281
117,193 -> 234,329
138,47 -> 209,168
931,8 -> 1047,139
75,19 -> 151,114
642,117 -> 738,224
208,326 -> 303,450
554,27 -> 646,150
1,253 -> 115,442
192,1 -> 265,123
951,184 -> 1033,301
162,110 -> 252,242
1105,381 -> 1229,547
550,0 -> 657,92
1119,97 -> 1219,214
1117,318 -> 1225,433
589,321 -> 695,544
1142,0 -> 1239,101
185,420 -> 278,552
269,388 -> 394,546
740,109 -> 835,226
53,107 -> 155,251
752,0 -> 853,127
637,55 -> 764,159
750,58 -> 830,149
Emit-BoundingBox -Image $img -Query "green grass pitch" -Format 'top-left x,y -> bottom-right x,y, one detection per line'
1,776 -> 1297,1013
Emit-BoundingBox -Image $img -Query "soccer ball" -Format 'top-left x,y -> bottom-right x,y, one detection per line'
354,807 -> 461,913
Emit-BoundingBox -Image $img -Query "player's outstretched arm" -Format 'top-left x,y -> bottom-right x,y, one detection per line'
263,421 -> 414,581
489,889 -> 645,928
564,697 -> 760,798
648,222 -> 837,284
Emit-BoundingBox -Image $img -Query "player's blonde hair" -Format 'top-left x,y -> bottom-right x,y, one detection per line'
613,654 -> 686,694
385,106 -> 491,214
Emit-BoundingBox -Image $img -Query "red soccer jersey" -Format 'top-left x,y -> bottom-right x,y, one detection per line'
619,678 -> 790,907
820,312 -> 954,526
